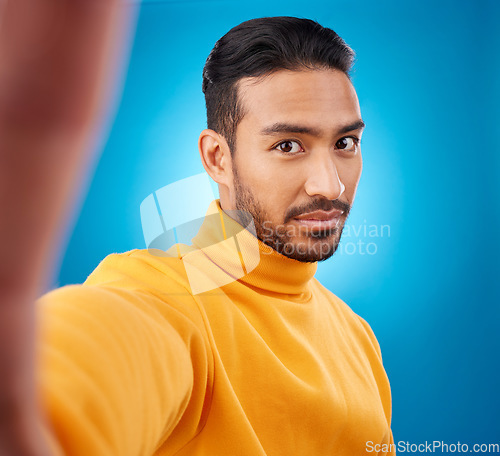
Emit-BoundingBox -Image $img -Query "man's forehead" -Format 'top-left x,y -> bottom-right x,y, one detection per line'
236,68 -> 361,133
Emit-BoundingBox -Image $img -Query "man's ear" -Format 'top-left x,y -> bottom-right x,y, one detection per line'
198,129 -> 233,186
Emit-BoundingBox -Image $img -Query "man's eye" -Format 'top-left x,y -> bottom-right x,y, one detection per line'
275,140 -> 303,154
335,137 -> 358,151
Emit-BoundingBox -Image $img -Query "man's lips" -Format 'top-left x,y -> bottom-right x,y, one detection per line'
292,209 -> 344,231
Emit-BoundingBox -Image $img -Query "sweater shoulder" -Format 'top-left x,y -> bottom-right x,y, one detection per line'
42,248 -> 210,346
84,248 -> 190,293
83,248 -> 206,319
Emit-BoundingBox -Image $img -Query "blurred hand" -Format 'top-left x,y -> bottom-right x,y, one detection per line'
0,0 -> 136,453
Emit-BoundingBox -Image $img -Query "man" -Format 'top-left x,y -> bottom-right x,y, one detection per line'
0,4 -> 394,455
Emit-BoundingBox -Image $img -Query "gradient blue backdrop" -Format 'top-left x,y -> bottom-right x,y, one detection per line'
54,0 -> 500,451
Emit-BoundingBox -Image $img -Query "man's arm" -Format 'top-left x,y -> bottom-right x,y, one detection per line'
37,283 -> 199,455
0,1 -> 135,453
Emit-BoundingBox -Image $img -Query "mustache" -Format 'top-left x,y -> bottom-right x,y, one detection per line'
284,198 -> 351,223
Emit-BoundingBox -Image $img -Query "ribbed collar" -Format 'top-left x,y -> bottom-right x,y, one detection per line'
190,200 -> 317,296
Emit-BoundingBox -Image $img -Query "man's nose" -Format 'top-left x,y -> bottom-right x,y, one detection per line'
304,154 -> 345,200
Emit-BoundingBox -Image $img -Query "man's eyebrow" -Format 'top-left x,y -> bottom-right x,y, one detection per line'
260,119 -> 366,137
260,123 -> 322,137
337,119 -> 366,135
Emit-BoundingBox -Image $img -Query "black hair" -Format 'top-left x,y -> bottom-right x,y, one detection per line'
202,16 -> 355,153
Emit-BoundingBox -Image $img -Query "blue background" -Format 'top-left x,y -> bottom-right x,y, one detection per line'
55,0 -> 500,451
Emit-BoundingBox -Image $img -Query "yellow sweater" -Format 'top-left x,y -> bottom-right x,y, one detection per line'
38,200 -> 394,455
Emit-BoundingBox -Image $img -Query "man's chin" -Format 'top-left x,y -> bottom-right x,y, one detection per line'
268,237 -> 339,263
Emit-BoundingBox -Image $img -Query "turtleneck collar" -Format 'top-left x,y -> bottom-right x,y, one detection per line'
189,200 -> 317,296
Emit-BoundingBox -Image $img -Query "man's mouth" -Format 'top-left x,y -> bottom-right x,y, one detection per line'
292,209 -> 344,231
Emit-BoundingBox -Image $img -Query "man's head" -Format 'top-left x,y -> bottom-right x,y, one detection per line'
199,17 -> 364,263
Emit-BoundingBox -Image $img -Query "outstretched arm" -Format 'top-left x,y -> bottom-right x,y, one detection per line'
0,1 -> 136,453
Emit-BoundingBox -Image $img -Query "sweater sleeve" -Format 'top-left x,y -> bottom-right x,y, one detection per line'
37,283 -> 205,456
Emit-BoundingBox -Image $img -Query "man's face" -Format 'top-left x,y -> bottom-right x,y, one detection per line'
229,68 -> 364,263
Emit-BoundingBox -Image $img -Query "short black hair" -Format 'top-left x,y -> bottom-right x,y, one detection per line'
202,16 -> 355,153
